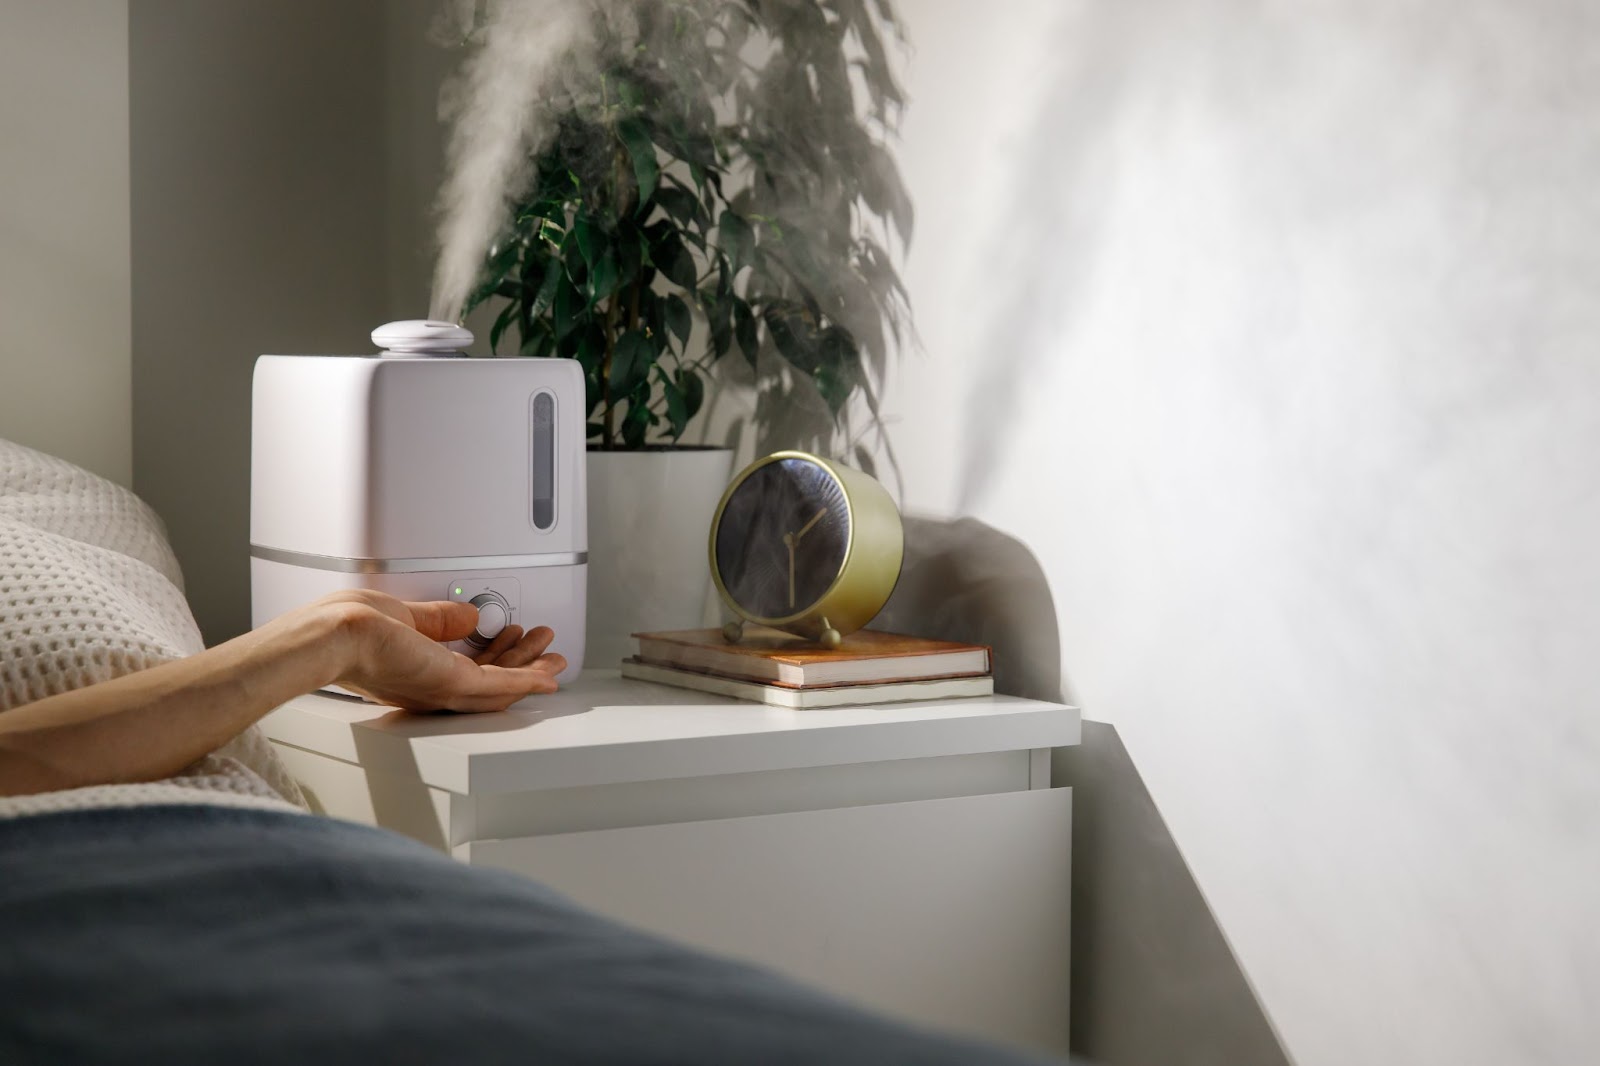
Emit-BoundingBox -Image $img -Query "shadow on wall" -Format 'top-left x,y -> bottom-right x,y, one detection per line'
876,516 -> 1067,702
1056,725 -> 1291,1066
951,0 -> 1132,512
879,516 -> 1288,1066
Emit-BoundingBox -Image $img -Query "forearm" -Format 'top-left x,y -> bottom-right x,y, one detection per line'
0,608 -> 351,797
0,588 -> 565,797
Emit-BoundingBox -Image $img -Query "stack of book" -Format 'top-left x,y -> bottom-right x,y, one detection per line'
620,626 -> 993,708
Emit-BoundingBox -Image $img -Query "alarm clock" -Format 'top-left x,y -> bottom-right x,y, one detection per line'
708,451 -> 903,648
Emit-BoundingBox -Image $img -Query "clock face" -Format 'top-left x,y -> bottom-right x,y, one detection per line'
714,457 -> 851,621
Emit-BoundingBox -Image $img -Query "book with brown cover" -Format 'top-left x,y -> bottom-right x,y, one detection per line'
630,626 -> 991,688
620,658 -> 995,708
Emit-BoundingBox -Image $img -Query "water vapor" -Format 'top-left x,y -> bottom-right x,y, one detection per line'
429,0 -> 601,323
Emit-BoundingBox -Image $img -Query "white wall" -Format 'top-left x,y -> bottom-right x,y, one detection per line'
886,1 -> 1599,1064
0,0 -> 130,485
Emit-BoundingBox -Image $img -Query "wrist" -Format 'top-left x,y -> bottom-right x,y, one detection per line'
247,600 -> 364,695
309,601 -> 368,689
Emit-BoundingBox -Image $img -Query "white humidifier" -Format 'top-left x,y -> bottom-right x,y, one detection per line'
250,320 -> 586,682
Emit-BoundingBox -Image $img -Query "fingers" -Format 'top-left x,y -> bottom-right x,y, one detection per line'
337,602 -> 567,714
404,600 -> 480,643
487,625 -> 555,669
433,657 -> 565,712
352,648 -> 565,714
473,623 -> 556,670
473,624 -> 523,665
439,645 -> 567,710
531,652 -> 567,678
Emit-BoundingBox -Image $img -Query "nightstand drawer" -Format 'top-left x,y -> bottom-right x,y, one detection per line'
263,676 -> 1079,1056
462,787 -> 1073,1056
271,740 -> 1043,848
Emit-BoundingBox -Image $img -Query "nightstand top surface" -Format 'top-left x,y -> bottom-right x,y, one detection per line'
260,670 -> 1080,794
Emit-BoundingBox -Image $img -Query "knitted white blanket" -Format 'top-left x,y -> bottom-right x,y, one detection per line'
0,439 -> 303,817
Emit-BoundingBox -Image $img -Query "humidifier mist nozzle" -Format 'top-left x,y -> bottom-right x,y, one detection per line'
372,320 -> 475,356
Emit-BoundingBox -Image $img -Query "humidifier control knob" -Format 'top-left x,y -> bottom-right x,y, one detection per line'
467,592 -> 510,648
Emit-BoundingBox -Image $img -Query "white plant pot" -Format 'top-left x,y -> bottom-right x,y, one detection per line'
585,448 -> 735,666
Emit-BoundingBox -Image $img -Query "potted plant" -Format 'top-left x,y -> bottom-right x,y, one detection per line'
461,0 -> 913,661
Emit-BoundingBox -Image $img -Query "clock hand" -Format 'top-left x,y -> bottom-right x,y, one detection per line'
793,507 -> 828,542
782,509 -> 826,610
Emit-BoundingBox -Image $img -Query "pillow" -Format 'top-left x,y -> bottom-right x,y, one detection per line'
0,438 -> 301,804
0,441 -> 201,707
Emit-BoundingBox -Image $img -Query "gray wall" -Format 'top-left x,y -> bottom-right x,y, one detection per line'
0,0 -> 131,485
887,1 -> 1600,1064
130,0 -> 388,640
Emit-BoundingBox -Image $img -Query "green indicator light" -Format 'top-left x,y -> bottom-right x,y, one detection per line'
453,587 -> 463,595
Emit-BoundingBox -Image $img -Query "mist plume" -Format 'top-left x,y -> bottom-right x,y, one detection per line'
429,0 -> 601,324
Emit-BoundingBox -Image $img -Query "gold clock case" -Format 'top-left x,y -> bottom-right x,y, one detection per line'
709,450 -> 904,645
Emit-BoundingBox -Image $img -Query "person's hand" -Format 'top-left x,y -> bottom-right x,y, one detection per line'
303,589 -> 566,713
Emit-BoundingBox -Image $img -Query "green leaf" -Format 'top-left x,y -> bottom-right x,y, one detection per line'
676,367 -> 705,423
658,368 -> 687,437
717,211 -> 754,274
675,130 -> 717,167
636,287 -> 661,339
466,238 -> 521,315
615,222 -> 644,290
652,235 -> 698,292
733,297 -> 758,367
818,325 -> 860,367
489,300 -> 519,355
573,215 -> 604,268
706,294 -> 733,359
664,293 -> 692,350
587,248 -> 621,305
519,329 -> 555,359
616,77 -> 643,111
814,364 -> 852,415
621,398 -> 654,448
763,304 -> 815,370
610,330 -> 655,398
814,327 -> 861,415
562,234 -> 588,290
618,118 -> 659,204
575,322 -> 607,374
654,184 -> 700,226
553,278 -> 584,340
529,258 -> 562,319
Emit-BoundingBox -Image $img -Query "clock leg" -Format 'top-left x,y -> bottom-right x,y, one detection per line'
819,620 -> 842,650
721,620 -> 745,644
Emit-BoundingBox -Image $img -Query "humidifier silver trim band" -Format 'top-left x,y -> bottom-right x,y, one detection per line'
249,545 -> 588,574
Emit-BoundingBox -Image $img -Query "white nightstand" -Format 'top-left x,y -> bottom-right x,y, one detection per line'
261,670 -> 1080,1055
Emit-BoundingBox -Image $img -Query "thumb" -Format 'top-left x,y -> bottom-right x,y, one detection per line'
404,600 -> 480,642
